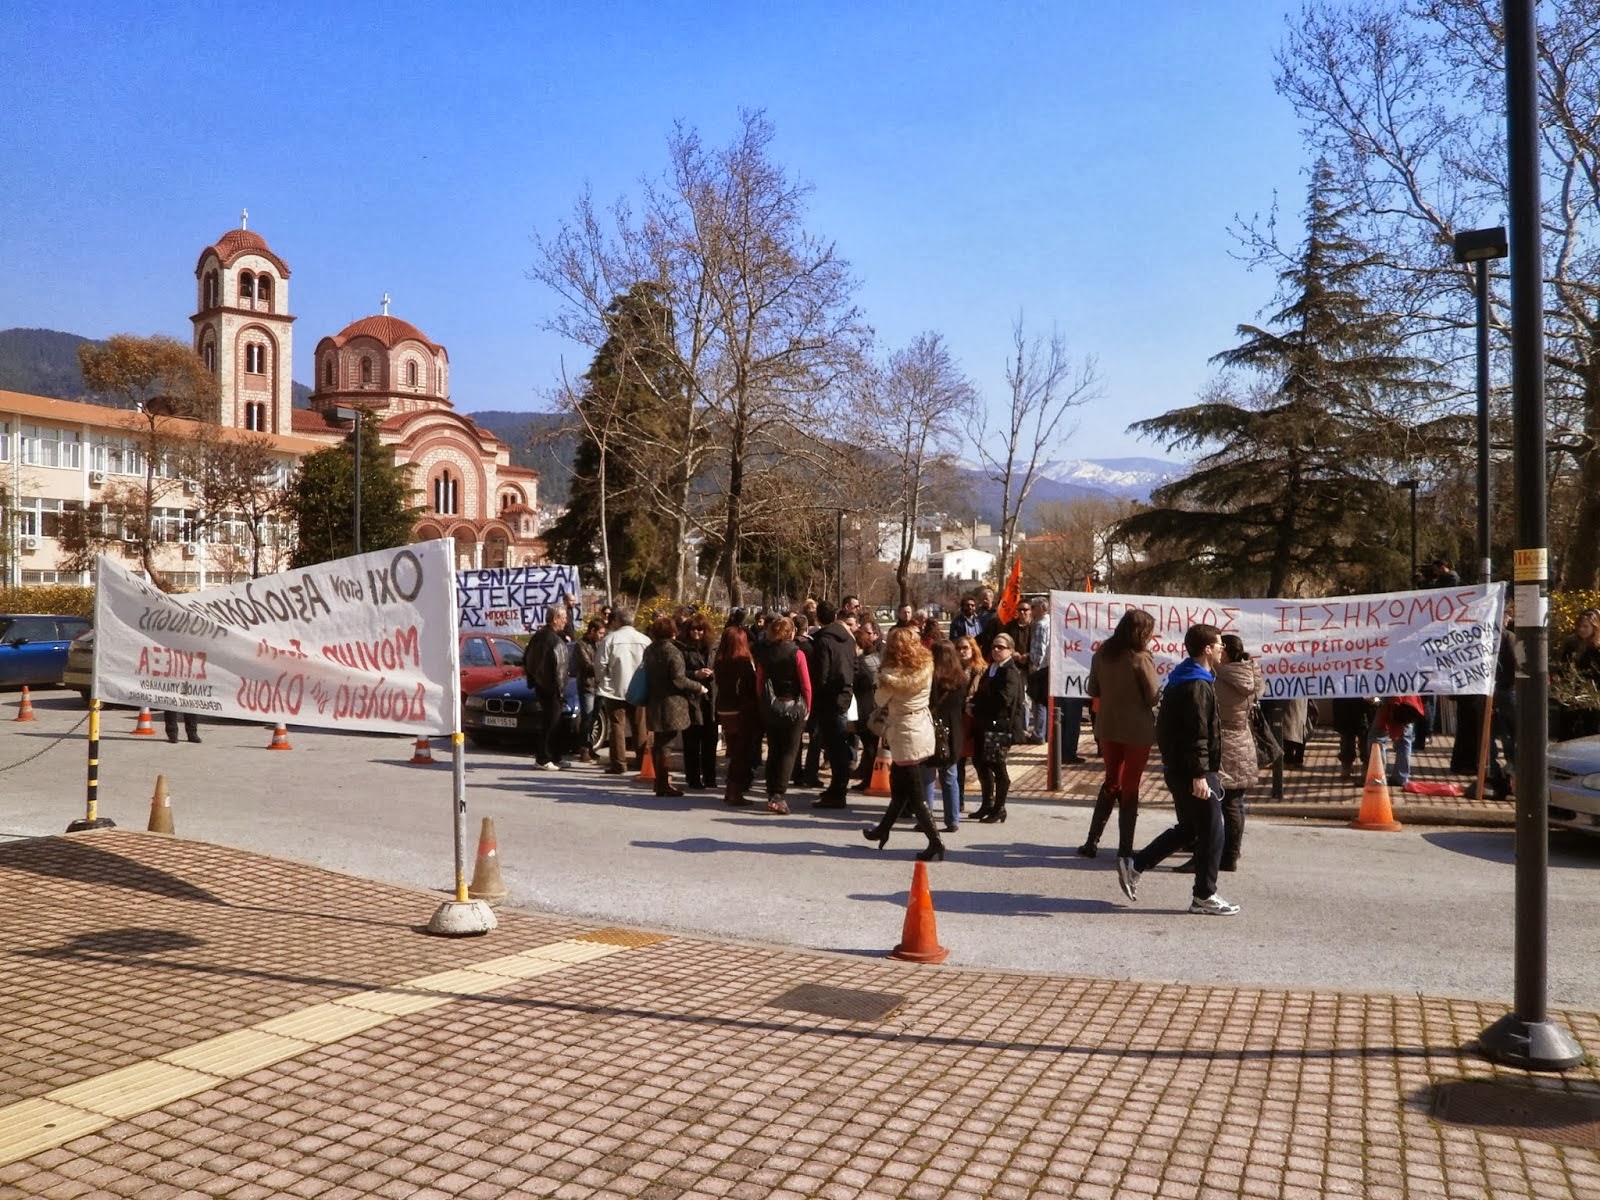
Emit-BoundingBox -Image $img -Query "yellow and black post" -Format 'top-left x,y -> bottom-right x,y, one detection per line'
68,698 -> 116,832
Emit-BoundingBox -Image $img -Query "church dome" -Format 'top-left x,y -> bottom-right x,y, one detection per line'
329,314 -> 447,357
198,226 -> 290,275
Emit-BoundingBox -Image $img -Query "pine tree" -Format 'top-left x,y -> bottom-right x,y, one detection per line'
543,284 -> 689,598
288,414 -> 420,567
1119,164 -> 1437,597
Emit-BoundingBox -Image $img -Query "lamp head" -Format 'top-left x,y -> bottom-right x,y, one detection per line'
1452,226 -> 1508,263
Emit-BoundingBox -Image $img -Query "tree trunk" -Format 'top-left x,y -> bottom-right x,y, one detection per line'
1564,372 -> 1600,589
722,450 -> 744,607
596,441 -> 613,601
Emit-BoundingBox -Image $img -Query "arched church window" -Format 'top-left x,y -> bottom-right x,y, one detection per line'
323,358 -> 334,387
202,342 -> 216,373
239,272 -> 255,303
407,360 -> 418,386
203,271 -> 219,309
246,402 -> 267,432
257,275 -> 272,311
246,344 -> 264,374
360,357 -> 373,385
433,470 -> 459,516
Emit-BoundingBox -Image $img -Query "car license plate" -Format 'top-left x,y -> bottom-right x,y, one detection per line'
484,715 -> 518,728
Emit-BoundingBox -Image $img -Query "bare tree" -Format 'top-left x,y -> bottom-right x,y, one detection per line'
191,425 -> 293,578
1275,0 -> 1600,585
861,333 -> 978,607
71,335 -> 218,588
532,111 -> 869,603
1024,497 -> 1138,592
977,318 -> 1102,578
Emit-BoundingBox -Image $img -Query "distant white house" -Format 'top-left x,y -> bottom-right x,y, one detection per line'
875,521 -> 931,568
930,546 -> 994,583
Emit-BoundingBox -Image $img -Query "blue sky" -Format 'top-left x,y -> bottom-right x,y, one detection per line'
1,2 -> 1307,461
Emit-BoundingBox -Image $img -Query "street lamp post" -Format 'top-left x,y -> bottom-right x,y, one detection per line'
1397,479 -> 1419,583
1452,225 -> 1509,585
1478,0 -> 1584,1072
332,405 -> 362,556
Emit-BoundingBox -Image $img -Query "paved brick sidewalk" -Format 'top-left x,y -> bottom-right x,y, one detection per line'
1008,726 -> 1518,827
2,831 -> 1596,1199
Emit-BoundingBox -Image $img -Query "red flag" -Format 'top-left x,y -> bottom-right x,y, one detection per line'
1084,572 -> 1094,593
996,557 -> 1023,625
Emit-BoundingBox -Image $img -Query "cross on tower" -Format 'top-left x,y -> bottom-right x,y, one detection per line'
241,208 -> 248,230
381,292 -> 391,316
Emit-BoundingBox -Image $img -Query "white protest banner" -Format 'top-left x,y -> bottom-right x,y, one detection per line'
456,564 -> 580,633
94,540 -> 462,735
1047,584 -> 1506,701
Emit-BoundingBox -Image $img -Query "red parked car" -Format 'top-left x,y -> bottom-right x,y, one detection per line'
459,633 -> 526,698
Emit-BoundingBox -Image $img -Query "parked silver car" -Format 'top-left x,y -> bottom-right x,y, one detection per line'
1548,734 -> 1600,835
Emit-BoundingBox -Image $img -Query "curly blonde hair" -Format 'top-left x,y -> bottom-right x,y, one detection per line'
882,625 -> 932,671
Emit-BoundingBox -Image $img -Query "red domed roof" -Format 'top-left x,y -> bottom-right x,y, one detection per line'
329,314 -> 446,356
196,227 -> 290,275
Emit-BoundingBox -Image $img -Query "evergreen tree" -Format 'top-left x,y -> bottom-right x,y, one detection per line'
543,284 -> 688,598
1118,164 -> 1437,597
288,414 -> 420,567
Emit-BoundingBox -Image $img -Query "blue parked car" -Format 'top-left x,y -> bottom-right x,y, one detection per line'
0,614 -> 92,689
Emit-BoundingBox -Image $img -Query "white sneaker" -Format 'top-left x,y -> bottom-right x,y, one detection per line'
538,760 -> 563,772
1116,857 -> 1140,902
1188,893 -> 1240,916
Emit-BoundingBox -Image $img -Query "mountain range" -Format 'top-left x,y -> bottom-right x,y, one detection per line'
0,327 -> 1175,517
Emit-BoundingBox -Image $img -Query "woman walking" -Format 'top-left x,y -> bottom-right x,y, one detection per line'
928,639 -> 968,831
678,615 -> 719,789
969,631 -> 1027,824
642,615 -> 707,798
861,626 -> 945,860
714,624 -> 759,806
1078,609 -> 1159,858
953,635 -> 986,805
755,616 -> 810,814
1180,634 -> 1264,872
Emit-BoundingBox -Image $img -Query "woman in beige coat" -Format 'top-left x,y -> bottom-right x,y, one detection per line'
1078,609 -> 1159,859
861,627 -> 944,861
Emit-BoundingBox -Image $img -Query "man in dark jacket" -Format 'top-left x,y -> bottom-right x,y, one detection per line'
525,608 -> 571,770
1116,623 -> 1239,915
808,600 -> 858,807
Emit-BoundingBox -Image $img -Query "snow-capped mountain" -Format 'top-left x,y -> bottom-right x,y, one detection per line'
1031,456 -> 1179,499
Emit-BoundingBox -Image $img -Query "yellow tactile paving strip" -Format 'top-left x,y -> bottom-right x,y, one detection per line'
0,934 -> 654,1168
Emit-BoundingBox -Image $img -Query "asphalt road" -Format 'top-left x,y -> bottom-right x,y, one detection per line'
5,689 -> 1598,1009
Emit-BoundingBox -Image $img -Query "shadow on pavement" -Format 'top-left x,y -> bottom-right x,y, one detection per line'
0,836 -> 225,904
8,931 -> 1482,1064
1423,828 -> 1600,868
848,888 -> 1126,917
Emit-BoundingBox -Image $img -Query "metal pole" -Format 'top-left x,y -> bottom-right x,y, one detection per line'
451,731 -> 469,903
836,509 -> 844,601
67,698 -> 114,832
1475,258 -> 1493,585
1479,0 -> 1583,1072
352,412 -> 363,557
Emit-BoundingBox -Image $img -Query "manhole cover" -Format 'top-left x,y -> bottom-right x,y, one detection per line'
1433,1079 -> 1600,1148
767,983 -> 905,1022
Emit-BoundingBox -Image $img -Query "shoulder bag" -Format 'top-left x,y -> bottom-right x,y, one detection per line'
1249,701 -> 1284,768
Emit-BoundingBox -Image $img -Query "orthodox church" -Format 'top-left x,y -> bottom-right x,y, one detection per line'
191,216 -> 544,570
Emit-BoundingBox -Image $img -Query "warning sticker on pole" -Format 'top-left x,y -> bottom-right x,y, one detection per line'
93,540 -> 461,735
1514,548 -> 1548,582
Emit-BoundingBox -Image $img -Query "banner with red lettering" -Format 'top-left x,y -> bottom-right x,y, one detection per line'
94,540 -> 461,734
1047,584 -> 1506,700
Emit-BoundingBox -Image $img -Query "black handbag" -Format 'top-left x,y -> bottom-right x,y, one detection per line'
981,728 -> 1012,766
760,677 -> 807,729
1250,702 -> 1284,768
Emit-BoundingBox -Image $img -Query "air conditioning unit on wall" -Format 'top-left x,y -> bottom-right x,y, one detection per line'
182,543 -> 198,559
89,470 -> 106,485
19,535 -> 37,552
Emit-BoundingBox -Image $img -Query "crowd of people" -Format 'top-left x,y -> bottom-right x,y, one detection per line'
512,591 -> 1283,916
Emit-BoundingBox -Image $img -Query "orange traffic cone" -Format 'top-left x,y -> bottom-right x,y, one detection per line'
408,736 -> 437,765
468,816 -> 508,900
634,737 -> 656,784
266,723 -> 292,751
132,707 -> 156,736
864,747 -> 892,797
1352,742 -> 1403,831
890,861 -> 949,964
14,686 -> 35,722
147,774 -> 174,835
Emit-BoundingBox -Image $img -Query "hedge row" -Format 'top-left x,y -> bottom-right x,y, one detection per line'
0,586 -> 94,618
